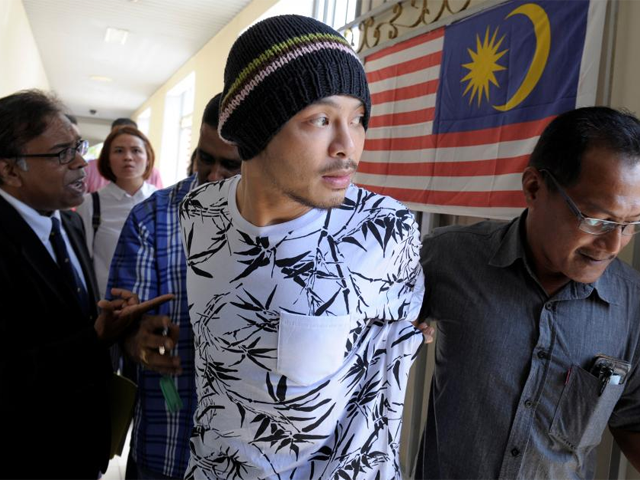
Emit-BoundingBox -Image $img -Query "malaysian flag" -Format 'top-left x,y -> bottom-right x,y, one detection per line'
356,0 -> 607,219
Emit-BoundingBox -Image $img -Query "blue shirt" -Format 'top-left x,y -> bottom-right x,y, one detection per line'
415,214 -> 640,480
108,174 -> 198,478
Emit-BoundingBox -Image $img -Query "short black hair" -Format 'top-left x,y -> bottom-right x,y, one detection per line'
111,117 -> 137,130
0,89 -> 65,159
529,106 -> 640,189
202,93 -> 222,129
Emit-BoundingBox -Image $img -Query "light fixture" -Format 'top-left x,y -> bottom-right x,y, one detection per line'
104,27 -> 129,45
89,75 -> 113,83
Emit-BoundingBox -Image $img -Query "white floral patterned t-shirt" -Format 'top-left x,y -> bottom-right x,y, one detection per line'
180,176 -> 424,480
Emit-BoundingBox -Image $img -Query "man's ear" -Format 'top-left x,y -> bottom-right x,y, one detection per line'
0,158 -> 24,187
522,166 -> 544,207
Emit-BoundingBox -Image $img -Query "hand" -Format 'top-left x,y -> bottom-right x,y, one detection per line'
94,289 -> 174,346
123,314 -> 182,376
412,320 -> 435,344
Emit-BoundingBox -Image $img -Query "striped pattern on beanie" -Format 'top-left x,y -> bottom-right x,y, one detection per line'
219,15 -> 371,160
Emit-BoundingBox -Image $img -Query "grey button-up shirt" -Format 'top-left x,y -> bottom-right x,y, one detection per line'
415,214 -> 640,480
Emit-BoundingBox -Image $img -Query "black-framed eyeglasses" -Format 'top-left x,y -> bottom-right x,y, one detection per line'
17,139 -> 89,165
540,169 -> 640,236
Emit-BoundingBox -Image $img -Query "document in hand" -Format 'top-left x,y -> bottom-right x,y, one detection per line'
108,373 -> 137,459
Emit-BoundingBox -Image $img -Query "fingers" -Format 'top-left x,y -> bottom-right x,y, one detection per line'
412,320 -> 436,344
110,288 -> 140,306
124,293 -> 175,317
139,347 -> 182,376
127,314 -> 182,375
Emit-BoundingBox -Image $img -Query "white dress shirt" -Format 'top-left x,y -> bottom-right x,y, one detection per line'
0,187 -> 87,289
76,181 -> 156,297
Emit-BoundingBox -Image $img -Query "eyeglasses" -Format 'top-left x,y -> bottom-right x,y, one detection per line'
18,139 -> 89,165
539,169 -> 640,236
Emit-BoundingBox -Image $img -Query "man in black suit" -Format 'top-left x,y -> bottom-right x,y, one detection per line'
0,90 -> 171,479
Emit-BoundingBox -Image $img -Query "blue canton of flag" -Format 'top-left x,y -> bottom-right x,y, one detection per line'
434,0 -> 590,134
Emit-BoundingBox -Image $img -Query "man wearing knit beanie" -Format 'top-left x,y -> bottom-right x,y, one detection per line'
180,14 -> 429,479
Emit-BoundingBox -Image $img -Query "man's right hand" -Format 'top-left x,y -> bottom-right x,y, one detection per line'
123,314 -> 182,376
94,289 -> 174,346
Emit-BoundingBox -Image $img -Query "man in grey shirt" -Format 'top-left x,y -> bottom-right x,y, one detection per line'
415,106 -> 640,479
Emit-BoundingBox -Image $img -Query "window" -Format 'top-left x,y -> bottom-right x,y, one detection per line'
160,72 -> 195,185
136,107 -> 151,136
315,0 -> 360,29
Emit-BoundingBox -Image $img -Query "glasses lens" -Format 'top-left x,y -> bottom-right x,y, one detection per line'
78,140 -> 89,156
621,223 -> 640,236
59,140 -> 88,164
59,146 -> 75,164
579,218 -> 616,235
580,218 -> 640,236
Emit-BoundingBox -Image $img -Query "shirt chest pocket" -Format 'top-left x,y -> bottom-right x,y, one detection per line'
277,311 -> 352,387
549,365 -> 624,450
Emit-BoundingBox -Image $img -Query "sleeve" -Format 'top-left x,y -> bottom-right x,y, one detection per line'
365,204 -> 425,323
106,201 -> 159,304
396,211 -> 425,322
418,232 -> 437,320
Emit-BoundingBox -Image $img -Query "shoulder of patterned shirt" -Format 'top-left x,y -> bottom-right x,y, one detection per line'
129,174 -> 199,219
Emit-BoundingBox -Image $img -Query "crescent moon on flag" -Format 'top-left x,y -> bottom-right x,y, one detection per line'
493,3 -> 550,112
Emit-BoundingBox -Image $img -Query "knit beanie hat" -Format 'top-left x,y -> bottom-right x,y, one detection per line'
219,14 -> 371,160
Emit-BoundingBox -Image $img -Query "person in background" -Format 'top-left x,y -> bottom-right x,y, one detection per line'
179,15 -> 427,479
0,89 -> 172,479
414,106 -> 640,479
107,93 -> 242,479
85,118 -> 163,193
76,126 -> 157,298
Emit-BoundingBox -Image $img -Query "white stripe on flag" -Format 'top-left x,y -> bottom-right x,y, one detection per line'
368,66 -> 441,93
366,123 -> 434,140
370,94 -> 437,116
365,36 -> 444,72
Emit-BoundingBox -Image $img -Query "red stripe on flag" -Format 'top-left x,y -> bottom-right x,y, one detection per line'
364,117 -> 554,151
366,51 -> 443,84
366,28 -> 445,62
365,134 -> 436,151
358,155 -> 530,177
360,184 -> 527,208
371,79 -> 439,104
437,117 -> 554,147
369,107 -> 436,128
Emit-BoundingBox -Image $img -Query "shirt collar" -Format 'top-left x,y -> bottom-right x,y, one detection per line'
488,213 -> 527,269
0,187 -> 61,242
103,181 -> 156,200
489,209 -> 617,305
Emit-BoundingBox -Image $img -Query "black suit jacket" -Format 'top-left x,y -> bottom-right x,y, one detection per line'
0,195 -> 112,479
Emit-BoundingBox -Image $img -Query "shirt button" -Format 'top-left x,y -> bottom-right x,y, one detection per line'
524,399 -> 533,408
545,303 -> 554,311
537,350 -> 548,360
511,448 -> 520,457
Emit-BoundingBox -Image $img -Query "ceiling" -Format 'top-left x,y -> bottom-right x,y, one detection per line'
22,0 -> 254,121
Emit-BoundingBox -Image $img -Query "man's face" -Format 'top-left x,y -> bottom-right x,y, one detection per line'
251,95 -> 366,210
526,146 -> 640,286
196,123 -> 241,185
1,113 -> 86,214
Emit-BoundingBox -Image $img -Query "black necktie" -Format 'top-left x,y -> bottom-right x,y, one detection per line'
50,217 -> 91,318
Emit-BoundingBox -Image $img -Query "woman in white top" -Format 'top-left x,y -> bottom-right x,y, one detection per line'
77,126 -> 157,297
